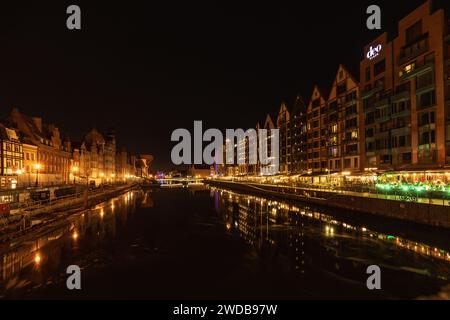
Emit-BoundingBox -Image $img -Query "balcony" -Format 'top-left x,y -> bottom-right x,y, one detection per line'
391,90 -> 410,102
391,126 -> 411,136
375,114 -> 390,123
391,110 -> 411,119
374,98 -> 390,108
418,123 -> 436,132
399,61 -> 434,81
361,83 -> 384,99
397,34 -> 429,66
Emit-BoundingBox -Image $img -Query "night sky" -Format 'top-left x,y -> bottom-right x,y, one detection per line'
0,0 -> 447,171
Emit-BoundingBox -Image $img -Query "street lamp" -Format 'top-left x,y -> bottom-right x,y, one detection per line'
72,166 -> 78,184
34,163 -> 41,187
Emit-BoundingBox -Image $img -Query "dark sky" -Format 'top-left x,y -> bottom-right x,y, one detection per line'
0,0 -> 446,171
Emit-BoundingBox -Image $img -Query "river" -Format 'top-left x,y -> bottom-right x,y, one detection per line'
0,185 -> 449,299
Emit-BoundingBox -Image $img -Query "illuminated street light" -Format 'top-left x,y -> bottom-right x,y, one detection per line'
34,163 -> 41,187
72,166 -> 78,184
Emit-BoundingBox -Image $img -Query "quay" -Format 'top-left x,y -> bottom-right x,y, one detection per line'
207,179 -> 450,229
0,183 -> 138,243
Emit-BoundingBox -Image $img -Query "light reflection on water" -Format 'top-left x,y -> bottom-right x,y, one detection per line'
0,190 -> 140,296
0,186 -> 449,299
211,187 -> 450,298
213,188 -> 450,264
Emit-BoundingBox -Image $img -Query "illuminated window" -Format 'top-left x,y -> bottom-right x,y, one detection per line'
331,124 -> 338,133
400,63 -> 415,77
351,131 -> 358,139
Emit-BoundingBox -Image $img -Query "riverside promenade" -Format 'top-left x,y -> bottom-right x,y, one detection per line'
0,183 -> 137,243
207,180 -> 450,229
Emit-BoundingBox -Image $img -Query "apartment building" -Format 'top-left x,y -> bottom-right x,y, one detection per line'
277,102 -> 291,175
327,65 -> 361,173
0,124 -> 23,189
306,86 -> 328,173
290,95 -> 308,174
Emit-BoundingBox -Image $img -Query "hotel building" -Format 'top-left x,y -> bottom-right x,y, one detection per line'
361,0 -> 450,170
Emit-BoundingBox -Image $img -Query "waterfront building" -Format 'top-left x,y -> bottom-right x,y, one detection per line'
115,147 -> 129,181
20,142 -> 38,187
327,65 -> 361,173
361,0 -> 450,171
0,124 -> 23,189
306,86 -> 328,173
277,102 -> 291,175
7,108 -> 71,186
72,128 -> 117,185
290,95 -> 308,174
261,114 -> 276,176
136,154 -> 153,178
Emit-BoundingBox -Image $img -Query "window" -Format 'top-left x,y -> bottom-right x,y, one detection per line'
417,90 -> 436,109
331,124 -> 338,134
406,21 -> 422,44
330,147 -> 338,157
416,71 -> 434,89
399,136 -> 407,147
354,158 -> 358,168
345,118 -> 357,129
346,90 -> 357,102
420,132 -> 430,145
381,155 -> 392,164
346,144 -> 358,154
402,152 -> 412,163
344,159 -> 351,169
337,83 -> 347,95
400,63 -> 415,77
345,104 -> 357,116
329,101 -> 338,110
392,100 -> 410,114
374,59 -> 386,76
330,136 -> 337,145
312,98 -> 321,108
366,128 -> 374,138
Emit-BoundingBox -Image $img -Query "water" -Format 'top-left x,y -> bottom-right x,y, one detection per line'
0,185 -> 449,299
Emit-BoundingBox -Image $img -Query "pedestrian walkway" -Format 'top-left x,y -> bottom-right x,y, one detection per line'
230,180 -> 450,207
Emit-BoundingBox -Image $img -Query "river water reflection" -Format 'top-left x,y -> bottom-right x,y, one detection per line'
0,186 -> 449,299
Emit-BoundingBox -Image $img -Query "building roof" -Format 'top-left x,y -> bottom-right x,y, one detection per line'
84,128 -> 105,146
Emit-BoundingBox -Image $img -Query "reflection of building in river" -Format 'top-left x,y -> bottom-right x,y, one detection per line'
215,189 -> 306,270
212,188 -> 450,281
0,191 -> 141,285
